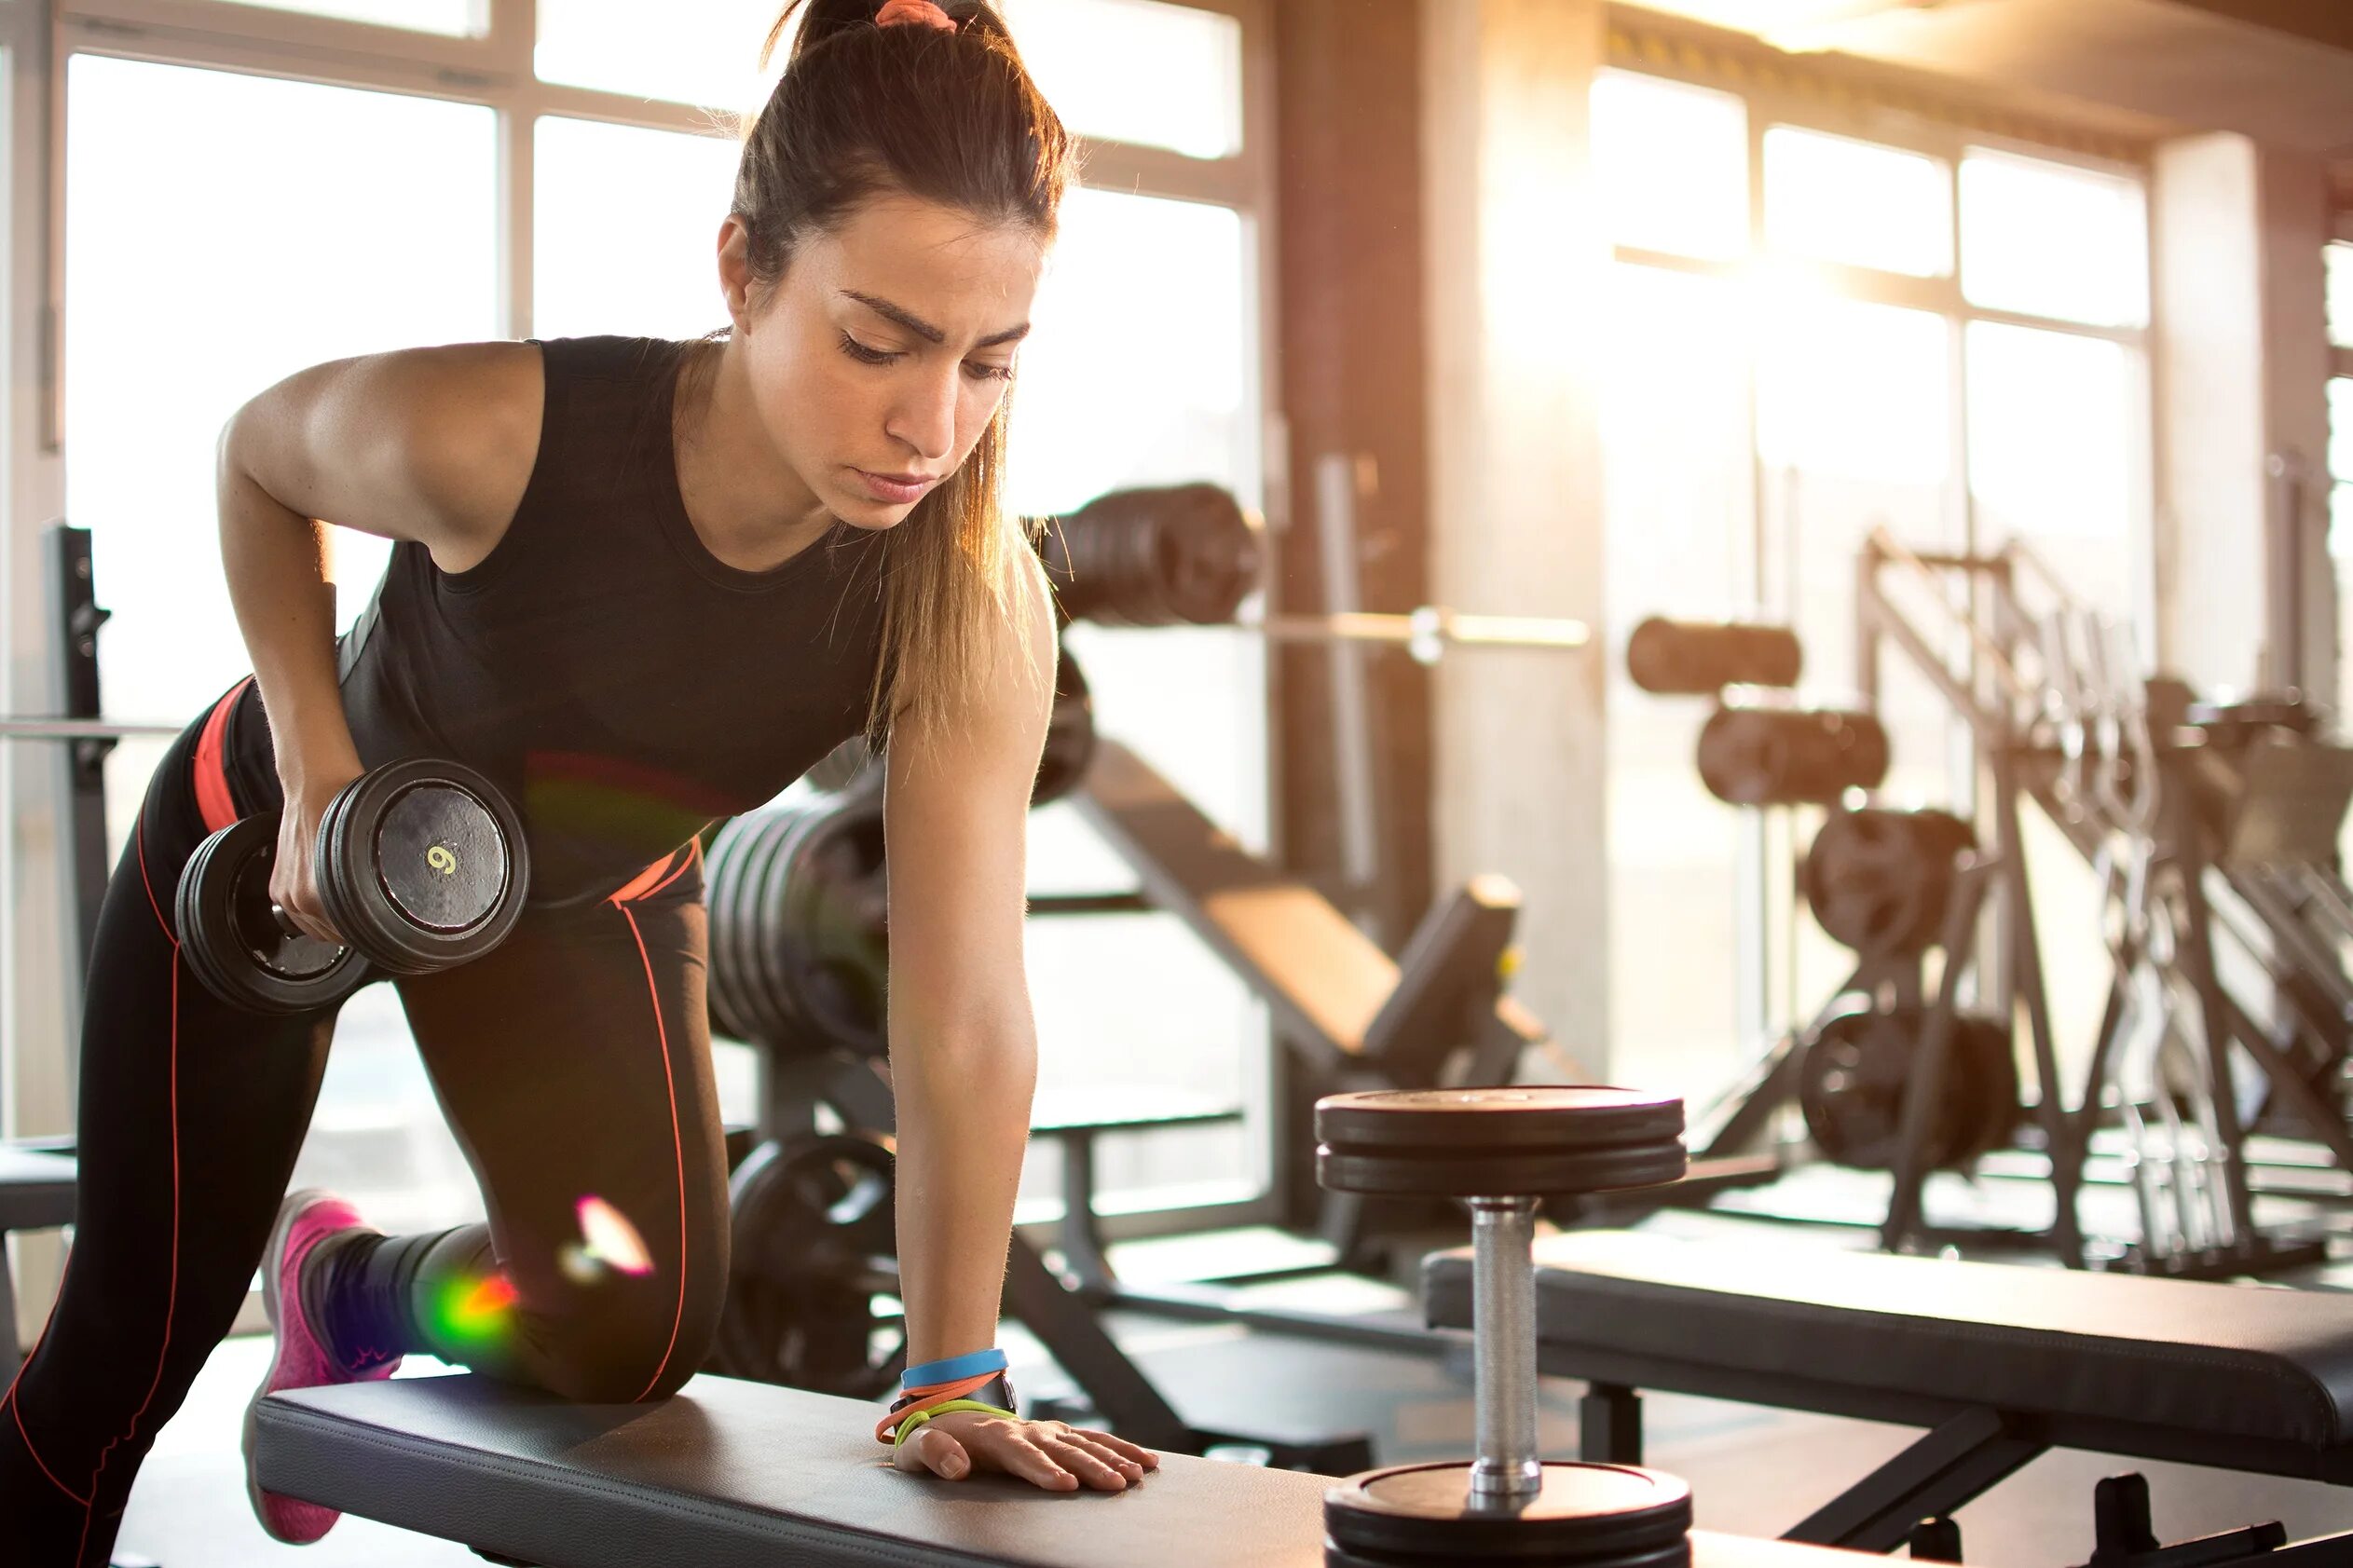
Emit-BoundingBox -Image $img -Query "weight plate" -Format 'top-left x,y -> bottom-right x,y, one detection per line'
704,815 -> 759,1043
1801,808 -> 1969,957
1325,1462 -> 1691,1564
174,814 -> 369,1016
1319,1141 -> 1688,1200
1033,649 -> 1097,807
712,1133 -> 905,1399
1798,1004 -> 2018,1171
318,758 -> 527,975
1318,1088 -> 1685,1154
772,798 -> 890,1057
1698,707 -> 1890,808
732,811 -> 800,1048
374,784 -> 508,934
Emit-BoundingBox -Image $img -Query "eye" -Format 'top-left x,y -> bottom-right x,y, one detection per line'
964,361 -> 1015,384
839,332 -> 898,365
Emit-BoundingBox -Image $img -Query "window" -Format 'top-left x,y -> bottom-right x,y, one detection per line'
1960,149 -> 2149,328
1592,70 -> 1748,261
221,0 -> 479,33
1764,127 -> 1951,278
2325,240 -> 2352,350
1593,67 -> 2152,1087
65,56 -> 499,1233
1009,186 -> 1266,1212
1000,0 -> 1243,158
536,0 -> 780,115
534,117 -> 740,341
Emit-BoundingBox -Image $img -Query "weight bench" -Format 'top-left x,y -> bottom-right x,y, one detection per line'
1424,1228 -> 2353,1558
1,1142 -> 77,1385
251,1371 -> 1888,1567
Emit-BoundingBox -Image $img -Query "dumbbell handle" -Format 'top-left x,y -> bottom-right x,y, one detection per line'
1470,1196 -> 1542,1499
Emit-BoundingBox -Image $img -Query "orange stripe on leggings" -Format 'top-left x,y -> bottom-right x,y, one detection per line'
608,840 -> 699,907
192,679 -> 252,836
618,902 -> 691,1403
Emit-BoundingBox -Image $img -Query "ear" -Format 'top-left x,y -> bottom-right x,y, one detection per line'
718,216 -> 759,334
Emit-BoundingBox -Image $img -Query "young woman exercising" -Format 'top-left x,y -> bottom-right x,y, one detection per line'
0,3 -> 1156,1561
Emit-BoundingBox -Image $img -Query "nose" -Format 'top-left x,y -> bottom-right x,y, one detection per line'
885,364 -> 958,467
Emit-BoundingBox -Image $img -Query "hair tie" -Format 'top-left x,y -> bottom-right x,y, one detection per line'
876,0 -> 956,31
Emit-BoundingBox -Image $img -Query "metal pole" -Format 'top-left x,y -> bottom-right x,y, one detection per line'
1469,1195 -> 1541,1500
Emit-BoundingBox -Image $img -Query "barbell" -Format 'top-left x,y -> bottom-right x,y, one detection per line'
0,716 -> 183,741
1041,484 -> 1591,662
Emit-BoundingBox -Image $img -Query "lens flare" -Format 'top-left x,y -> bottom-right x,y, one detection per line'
577,1195 -> 654,1277
428,1269 -> 519,1352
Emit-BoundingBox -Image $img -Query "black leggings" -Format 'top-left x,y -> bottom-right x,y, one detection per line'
0,696 -> 731,1567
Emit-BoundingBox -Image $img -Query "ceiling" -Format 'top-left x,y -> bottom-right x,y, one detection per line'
1621,0 -> 2353,166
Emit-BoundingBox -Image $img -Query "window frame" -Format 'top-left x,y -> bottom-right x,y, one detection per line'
6,0 -> 1284,1248
1595,54 -> 2157,1047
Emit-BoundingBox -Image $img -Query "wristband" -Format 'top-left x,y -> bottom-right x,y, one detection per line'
901,1347 -> 1007,1390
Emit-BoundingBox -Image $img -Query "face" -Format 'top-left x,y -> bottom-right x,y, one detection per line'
719,193 -> 1047,529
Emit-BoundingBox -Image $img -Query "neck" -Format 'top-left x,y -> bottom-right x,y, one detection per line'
671,336 -> 835,570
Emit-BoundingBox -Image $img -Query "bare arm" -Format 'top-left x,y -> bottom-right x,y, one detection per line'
881,551 -> 1058,1374
213,341 -> 540,931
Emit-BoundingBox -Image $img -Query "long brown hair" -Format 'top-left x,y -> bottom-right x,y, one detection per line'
706,0 -> 1074,743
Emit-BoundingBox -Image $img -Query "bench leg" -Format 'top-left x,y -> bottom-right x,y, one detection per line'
1786,1408 -> 2045,1553
1579,1382 -> 1642,1465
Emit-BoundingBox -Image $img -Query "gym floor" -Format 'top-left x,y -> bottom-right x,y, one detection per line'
111,1209 -> 2353,1568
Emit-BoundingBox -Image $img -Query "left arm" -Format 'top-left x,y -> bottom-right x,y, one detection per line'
879,552 -> 1156,1493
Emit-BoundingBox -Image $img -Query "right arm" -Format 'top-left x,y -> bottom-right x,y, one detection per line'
212,341 -> 541,938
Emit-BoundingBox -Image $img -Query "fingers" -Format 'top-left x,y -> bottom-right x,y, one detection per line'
892,1425 -> 970,1480
1030,1428 -> 1142,1491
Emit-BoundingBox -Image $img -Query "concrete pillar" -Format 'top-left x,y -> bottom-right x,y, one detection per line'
2153,132 -> 2337,702
1420,0 -> 1609,1075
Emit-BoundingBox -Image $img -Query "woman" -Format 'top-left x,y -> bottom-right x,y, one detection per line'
0,3 -> 1156,1561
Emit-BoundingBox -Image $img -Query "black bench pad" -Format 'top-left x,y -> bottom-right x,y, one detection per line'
0,1147 -> 75,1233
254,1373 -> 1880,1568
1426,1229 -> 2353,1478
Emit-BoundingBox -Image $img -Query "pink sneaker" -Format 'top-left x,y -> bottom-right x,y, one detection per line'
242,1189 -> 404,1545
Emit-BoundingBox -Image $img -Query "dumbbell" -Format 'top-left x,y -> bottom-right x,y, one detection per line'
175,757 -> 529,1015
1316,1086 -> 1690,1568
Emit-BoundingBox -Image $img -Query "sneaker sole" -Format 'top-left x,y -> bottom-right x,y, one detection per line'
242,1186 -> 336,1543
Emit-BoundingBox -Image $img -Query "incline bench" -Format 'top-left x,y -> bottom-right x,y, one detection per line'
253,1371 -> 1890,1567
1426,1228 -> 2353,1558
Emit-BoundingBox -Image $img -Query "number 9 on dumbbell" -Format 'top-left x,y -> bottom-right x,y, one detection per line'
174,758 -> 528,1015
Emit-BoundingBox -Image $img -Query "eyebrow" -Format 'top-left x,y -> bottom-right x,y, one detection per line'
842,290 -> 1031,350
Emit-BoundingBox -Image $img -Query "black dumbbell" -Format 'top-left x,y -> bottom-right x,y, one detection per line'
175,757 -> 528,1015
1317,1086 -> 1691,1568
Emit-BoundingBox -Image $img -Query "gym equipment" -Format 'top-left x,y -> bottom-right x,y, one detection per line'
705,793 -> 890,1060
711,1130 -> 905,1399
251,1373 -> 1899,1568
1316,1087 -> 1690,1568
1852,529 -> 2349,1276
1427,1226 -> 2353,1565
1625,617 -> 1801,695
1040,482 -> 1265,628
173,757 -> 527,1015
1796,1002 -> 2018,1171
1799,807 -> 1975,958
1695,705 -> 1888,807
1042,483 -> 1592,660
0,1141 -> 76,1387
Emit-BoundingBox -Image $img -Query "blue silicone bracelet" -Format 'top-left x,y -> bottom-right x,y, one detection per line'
901,1347 -> 1008,1390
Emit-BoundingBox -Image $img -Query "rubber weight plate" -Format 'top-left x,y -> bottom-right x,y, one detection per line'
703,815 -> 759,1043
767,797 -> 890,1057
1318,1088 -> 1686,1199
712,1133 -> 905,1399
174,813 -> 369,1015
737,811 -> 804,1048
317,759 -> 527,975
1033,648 -> 1098,807
1801,807 -> 1974,957
1798,1004 -> 2019,1171
1325,1462 -> 1691,1567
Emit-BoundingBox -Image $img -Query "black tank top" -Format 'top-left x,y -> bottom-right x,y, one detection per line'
226,335 -> 889,906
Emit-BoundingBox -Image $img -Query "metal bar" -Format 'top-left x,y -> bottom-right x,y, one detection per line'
1579,1383 -> 1642,1466
1882,864 -> 1996,1252
1785,1408 -> 2046,1553
1238,607 -> 1590,655
1024,892 -> 1153,917
1313,453 -> 1384,914
1470,1196 -> 1540,1499
0,716 -> 180,740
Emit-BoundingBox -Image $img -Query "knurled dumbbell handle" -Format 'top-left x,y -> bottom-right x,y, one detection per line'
1470,1195 -> 1542,1500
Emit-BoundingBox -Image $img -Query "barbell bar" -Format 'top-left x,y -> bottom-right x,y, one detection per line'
0,716 -> 183,742
1236,606 -> 1592,663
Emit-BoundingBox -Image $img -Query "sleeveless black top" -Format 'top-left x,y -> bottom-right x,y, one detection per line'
226,335 -> 890,906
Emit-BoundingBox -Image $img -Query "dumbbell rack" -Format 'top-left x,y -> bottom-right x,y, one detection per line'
1854,529 -> 2349,1278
